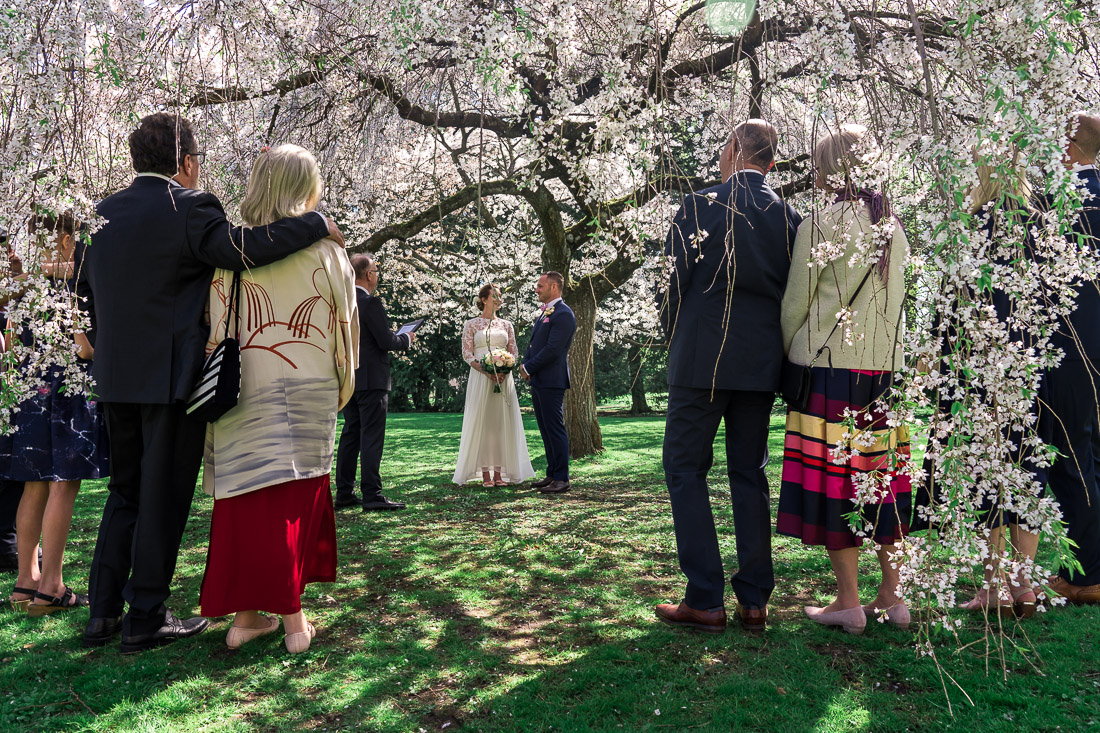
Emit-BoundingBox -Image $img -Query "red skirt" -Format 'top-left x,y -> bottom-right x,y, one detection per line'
200,475 -> 337,617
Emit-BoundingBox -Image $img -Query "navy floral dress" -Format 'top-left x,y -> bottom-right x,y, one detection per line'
0,276 -> 109,482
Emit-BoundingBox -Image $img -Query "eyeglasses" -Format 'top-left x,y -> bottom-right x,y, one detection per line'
188,151 -> 206,165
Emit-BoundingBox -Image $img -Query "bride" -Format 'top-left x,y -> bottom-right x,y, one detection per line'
453,283 -> 535,486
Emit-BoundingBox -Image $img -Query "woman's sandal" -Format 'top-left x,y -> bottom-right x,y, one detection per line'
959,588 -> 1014,617
27,586 -> 89,617
285,622 -> 316,654
9,586 -> 37,613
1010,588 -> 1037,620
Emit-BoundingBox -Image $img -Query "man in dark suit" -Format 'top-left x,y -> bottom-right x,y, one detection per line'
520,271 -> 576,494
334,253 -> 415,511
1044,113 -> 1100,605
80,113 -> 344,652
654,119 -> 801,633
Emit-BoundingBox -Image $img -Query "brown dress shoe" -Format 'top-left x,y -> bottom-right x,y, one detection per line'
539,480 -> 570,494
531,476 -> 554,489
736,603 -> 767,633
1047,575 -> 1100,605
655,602 -> 726,634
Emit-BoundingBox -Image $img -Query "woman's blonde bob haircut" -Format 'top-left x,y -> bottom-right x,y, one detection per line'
968,157 -> 1032,215
240,144 -> 321,226
813,123 -> 871,182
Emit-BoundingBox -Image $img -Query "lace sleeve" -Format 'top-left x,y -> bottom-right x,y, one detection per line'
505,319 -> 518,357
461,318 -> 477,365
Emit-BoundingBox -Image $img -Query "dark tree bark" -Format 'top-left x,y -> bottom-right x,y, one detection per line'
562,285 -> 603,457
628,343 -> 650,415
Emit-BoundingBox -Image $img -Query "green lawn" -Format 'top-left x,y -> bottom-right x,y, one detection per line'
1,407 -> 1098,732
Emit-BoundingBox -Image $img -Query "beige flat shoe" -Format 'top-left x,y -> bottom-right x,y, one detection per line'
805,605 -> 866,635
284,622 -> 316,654
862,601 -> 911,629
226,615 -> 280,649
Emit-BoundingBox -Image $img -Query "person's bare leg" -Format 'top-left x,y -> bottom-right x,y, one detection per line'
33,480 -> 80,603
960,525 -> 1007,609
1008,524 -> 1039,598
11,482 -> 45,602
822,547 -> 861,611
282,609 -> 307,635
232,610 -> 271,629
866,544 -> 903,608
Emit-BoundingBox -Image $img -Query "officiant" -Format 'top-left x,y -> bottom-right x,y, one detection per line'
334,253 -> 416,511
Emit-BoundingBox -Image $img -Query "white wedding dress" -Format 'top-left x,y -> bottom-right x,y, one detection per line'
453,316 -> 535,484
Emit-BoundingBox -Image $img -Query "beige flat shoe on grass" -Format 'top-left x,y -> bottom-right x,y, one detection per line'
226,615 -> 280,649
284,622 -> 316,654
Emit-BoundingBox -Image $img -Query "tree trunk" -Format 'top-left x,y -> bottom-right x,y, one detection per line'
412,378 -> 431,411
563,287 -> 603,457
628,343 -> 650,415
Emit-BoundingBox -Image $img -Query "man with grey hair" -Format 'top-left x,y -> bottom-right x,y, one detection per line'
334,252 -> 415,511
1043,112 -> 1100,605
655,119 -> 801,633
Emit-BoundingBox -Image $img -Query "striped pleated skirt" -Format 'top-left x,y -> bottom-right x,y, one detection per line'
776,367 -> 912,550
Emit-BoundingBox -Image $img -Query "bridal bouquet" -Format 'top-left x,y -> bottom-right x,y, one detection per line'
481,349 -> 516,393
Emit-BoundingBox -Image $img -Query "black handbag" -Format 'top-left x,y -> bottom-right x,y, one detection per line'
186,271 -> 242,422
780,270 -> 872,411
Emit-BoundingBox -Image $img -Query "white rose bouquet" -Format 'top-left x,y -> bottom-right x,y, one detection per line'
480,348 -> 516,393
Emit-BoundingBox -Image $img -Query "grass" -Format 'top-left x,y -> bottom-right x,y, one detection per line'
1,406 -> 1099,732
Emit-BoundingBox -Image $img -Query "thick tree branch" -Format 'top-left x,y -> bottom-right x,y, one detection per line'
359,178 -> 523,251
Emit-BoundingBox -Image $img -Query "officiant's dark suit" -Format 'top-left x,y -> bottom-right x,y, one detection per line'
656,121 -> 801,632
80,113 -> 333,650
335,253 -> 412,511
1041,128 -> 1100,602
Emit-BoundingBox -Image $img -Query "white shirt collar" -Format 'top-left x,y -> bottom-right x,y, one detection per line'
356,284 -> 370,295
730,168 -> 765,177
541,297 -> 562,310
137,172 -> 179,185
1074,164 -> 1097,173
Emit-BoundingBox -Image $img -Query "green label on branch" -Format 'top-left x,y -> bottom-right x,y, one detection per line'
705,0 -> 756,34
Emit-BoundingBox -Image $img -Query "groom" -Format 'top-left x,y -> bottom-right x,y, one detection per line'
521,271 -> 576,494
655,119 -> 801,634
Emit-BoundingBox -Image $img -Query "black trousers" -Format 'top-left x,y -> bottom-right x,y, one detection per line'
531,386 -> 569,480
663,385 -> 775,610
335,389 -> 389,503
0,479 -> 22,557
1044,358 -> 1100,585
87,402 -> 205,635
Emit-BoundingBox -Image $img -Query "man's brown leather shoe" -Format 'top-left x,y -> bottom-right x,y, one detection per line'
539,480 -> 570,494
736,603 -> 767,633
655,602 -> 726,634
531,476 -> 554,489
1047,575 -> 1100,605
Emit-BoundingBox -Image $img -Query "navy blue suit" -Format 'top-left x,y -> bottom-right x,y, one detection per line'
1043,167 -> 1100,585
523,299 -> 576,480
657,171 -> 801,611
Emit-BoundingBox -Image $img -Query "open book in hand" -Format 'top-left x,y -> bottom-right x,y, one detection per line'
397,318 -> 424,337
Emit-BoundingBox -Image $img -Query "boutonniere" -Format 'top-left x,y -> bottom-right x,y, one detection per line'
535,305 -> 555,324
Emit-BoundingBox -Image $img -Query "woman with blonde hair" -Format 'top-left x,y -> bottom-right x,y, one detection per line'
453,283 -> 534,486
198,144 -> 357,653
777,124 -> 912,634
915,154 -> 1041,618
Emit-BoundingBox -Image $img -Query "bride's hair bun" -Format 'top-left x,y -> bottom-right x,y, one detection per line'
475,282 -> 497,311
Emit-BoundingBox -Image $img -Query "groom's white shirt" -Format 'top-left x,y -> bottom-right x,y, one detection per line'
540,297 -> 563,313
